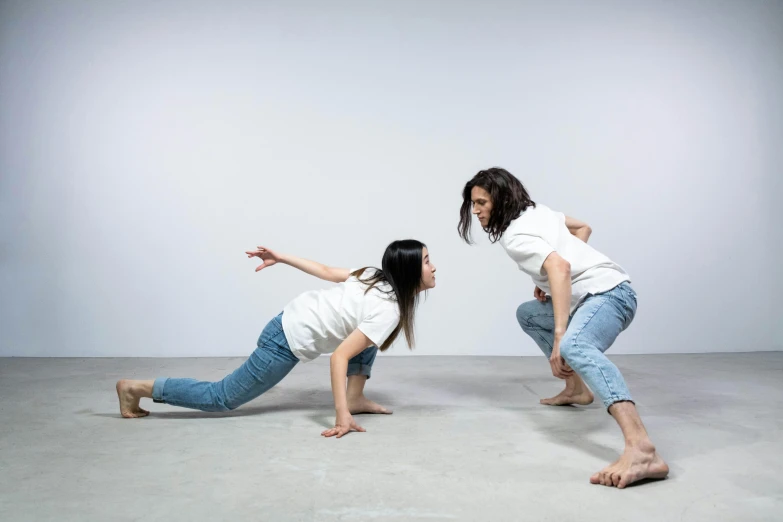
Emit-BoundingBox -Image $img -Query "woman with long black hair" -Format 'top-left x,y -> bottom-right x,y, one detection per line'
116,239 -> 436,439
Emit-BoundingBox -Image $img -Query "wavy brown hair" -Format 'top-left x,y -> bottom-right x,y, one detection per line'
351,239 -> 426,351
458,167 -> 536,243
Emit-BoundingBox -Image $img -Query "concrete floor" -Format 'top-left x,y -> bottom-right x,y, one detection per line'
0,353 -> 781,522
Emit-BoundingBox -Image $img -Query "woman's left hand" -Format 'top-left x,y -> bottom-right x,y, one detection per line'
321,413 -> 366,438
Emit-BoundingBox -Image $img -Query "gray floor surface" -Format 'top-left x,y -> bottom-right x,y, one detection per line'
1,353 -> 781,521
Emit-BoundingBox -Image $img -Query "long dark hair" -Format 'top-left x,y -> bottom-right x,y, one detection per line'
352,239 -> 425,351
458,167 -> 536,244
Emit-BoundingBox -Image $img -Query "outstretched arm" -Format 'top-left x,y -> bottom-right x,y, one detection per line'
565,215 -> 592,243
246,246 -> 351,283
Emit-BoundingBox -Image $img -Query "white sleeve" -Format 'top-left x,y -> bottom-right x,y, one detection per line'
357,303 -> 400,347
504,233 -> 556,277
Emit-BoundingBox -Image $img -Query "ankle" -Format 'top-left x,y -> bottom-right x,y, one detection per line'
625,438 -> 656,454
571,383 -> 590,394
567,385 -> 590,397
130,380 -> 154,398
565,377 -> 584,394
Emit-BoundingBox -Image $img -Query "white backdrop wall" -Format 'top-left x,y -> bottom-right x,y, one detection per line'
1,0 -> 781,357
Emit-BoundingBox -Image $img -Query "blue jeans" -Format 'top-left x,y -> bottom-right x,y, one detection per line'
515,282 -> 638,409
152,312 -> 379,412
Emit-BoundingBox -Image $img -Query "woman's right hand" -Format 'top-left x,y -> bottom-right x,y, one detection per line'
534,286 -> 548,302
246,246 -> 283,272
321,412 -> 366,439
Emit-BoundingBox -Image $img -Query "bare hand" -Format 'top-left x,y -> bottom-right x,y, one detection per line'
321,413 -> 366,438
549,344 -> 574,379
534,286 -> 548,302
245,246 -> 282,272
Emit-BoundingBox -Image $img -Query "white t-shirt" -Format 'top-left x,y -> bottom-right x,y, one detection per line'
499,204 -> 630,313
282,268 -> 401,362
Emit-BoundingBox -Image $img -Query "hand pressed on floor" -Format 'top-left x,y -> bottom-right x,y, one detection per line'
321,412 -> 366,438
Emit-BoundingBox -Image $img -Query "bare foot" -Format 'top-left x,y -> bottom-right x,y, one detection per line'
590,441 -> 669,488
116,380 -> 150,418
540,388 -> 594,406
347,395 -> 393,415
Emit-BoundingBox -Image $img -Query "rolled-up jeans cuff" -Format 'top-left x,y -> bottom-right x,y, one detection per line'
152,377 -> 168,403
347,363 -> 372,379
605,396 -> 635,412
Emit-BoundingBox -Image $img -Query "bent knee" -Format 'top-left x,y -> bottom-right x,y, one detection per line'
210,399 -> 234,412
209,386 -> 238,412
516,301 -> 540,328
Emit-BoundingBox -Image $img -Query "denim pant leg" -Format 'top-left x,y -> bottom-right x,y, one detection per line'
151,313 -> 299,412
560,283 -> 638,409
347,346 -> 378,379
516,299 -> 567,357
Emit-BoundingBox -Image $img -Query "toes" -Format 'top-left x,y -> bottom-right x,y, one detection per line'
593,461 -> 632,488
121,408 -> 149,418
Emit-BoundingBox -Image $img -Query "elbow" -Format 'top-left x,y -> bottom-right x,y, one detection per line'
326,267 -> 350,284
554,259 -> 571,278
325,268 -> 342,284
542,253 -> 571,279
330,353 -> 347,369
